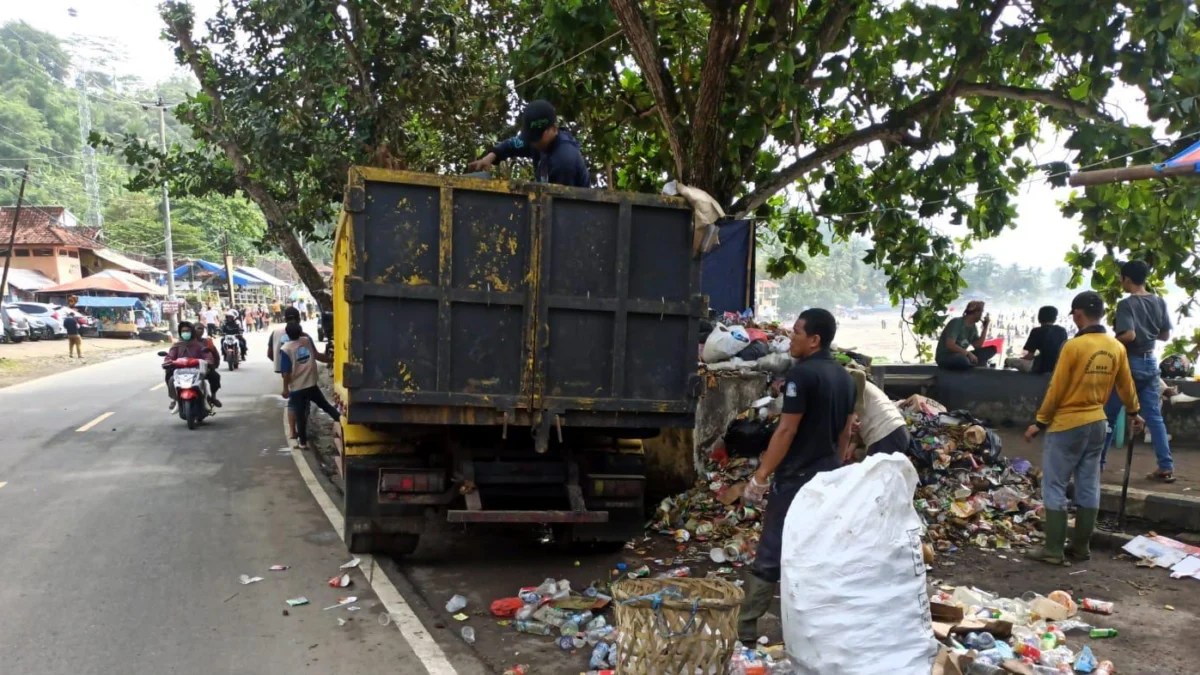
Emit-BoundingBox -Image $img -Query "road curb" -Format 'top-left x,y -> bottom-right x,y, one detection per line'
1099,484 -> 1200,531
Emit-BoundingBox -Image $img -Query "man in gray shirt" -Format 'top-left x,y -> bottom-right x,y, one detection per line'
1102,260 -> 1175,482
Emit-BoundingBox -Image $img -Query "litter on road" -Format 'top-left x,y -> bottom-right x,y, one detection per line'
1122,533 -> 1200,580
328,572 -> 351,588
268,564 -> 289,571
339,557 -> 361,569
322,596 -> 357,610
238,575 -> 264,585
286,597 -> 309,607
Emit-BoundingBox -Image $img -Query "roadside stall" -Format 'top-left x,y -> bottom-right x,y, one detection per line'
72,296 -> 148,338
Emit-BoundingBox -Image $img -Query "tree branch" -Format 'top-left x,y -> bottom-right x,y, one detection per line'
688,0 -> 747,188
609,0 -> 686,178
333,0 -> 374,104
956,82 -> 1113,120
794,0 -> 858,88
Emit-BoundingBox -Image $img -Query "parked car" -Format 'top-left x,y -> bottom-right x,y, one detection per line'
26,315 -> 47,340
2,305 -> 32,343
14,302 -> 69,339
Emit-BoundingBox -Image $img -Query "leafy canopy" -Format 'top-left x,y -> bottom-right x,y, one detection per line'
507,0 -> 1200,333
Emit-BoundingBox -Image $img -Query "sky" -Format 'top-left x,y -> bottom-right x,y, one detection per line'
0,1 -> 1172,272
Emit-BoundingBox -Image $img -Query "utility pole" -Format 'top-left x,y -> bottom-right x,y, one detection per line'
155,96 -> 178,335
1,165 -> 29,304
223,230 -> 236,311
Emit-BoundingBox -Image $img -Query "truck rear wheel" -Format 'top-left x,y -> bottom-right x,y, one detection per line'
347,532 -> 421,557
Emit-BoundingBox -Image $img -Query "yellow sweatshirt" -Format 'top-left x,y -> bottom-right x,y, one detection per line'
1036,326 -> 1139,433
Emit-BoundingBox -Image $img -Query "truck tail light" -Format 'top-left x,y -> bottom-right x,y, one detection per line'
379,469 -> 445,494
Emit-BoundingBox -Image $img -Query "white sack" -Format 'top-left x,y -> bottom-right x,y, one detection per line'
781,453 -> 938,674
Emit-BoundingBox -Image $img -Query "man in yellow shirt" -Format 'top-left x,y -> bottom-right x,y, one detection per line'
1024,291 -> 1142,565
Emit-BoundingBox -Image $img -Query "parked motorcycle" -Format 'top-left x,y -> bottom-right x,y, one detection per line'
160,352 -> 213,429
221,334 -> 241,371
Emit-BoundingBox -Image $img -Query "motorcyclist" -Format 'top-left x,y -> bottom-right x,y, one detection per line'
164,321 -> 222,410
221,310 -> 248,360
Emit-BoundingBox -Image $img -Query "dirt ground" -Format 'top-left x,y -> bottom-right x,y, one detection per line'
0,336 -> 163,388
304,402 -> 1199,675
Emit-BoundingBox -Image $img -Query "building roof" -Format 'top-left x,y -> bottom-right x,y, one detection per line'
2,267 -> 57,291
757,279 -> 780,288
93,248 -> 164,275
0,206 -> 96,249
40,270 -> 166,296
236,265 -> 292,287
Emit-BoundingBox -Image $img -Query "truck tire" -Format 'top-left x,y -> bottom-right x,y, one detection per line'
347,532 -> 420,557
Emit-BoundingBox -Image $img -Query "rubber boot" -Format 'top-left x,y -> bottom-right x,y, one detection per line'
1027,509 -> 1070,566
1068,508 -> 1098,561
737,573 -> 775,642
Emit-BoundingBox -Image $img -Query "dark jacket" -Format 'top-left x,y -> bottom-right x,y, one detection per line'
491,129 -> 590,187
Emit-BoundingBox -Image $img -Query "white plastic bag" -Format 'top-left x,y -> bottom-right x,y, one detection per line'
770,335 -> 791,353
780,454 -> 938,674
701,324 -> 750,363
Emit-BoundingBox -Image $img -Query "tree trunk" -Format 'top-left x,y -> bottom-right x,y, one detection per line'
269,223 -> 332,313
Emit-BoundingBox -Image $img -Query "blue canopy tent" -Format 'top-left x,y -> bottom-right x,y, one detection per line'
173,260 -> 260,287
72,296 -> 147,310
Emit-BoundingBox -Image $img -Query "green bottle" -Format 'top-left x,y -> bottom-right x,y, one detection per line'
1090,628 -> 1119,638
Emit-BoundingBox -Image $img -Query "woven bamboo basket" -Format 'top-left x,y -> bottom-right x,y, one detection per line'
612,578 -> 744,675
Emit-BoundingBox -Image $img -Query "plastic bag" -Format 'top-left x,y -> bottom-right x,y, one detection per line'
702,324 -> 751,363
781,454 -> 938,674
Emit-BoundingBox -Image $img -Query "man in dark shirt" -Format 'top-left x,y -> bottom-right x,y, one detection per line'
1101,260 -> 1175,480
1005,306 -> 1067,374
738,307 -> 856,641
63,314 -> 82,358
935,301 -> 995,369
467,100 -> 590,187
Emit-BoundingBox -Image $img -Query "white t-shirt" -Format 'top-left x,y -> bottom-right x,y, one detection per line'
858,380 -> 906,447
201,309 -> 218,325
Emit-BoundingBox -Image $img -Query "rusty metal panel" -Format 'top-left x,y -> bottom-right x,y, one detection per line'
342,168 -> 701,428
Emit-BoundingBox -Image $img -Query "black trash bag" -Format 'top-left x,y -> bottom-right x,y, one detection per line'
735,341 -> 771,361
980,429 -> 1004,464
724,417 -> 778,458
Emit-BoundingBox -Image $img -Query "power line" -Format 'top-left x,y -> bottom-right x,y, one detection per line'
513,31 -> 624,89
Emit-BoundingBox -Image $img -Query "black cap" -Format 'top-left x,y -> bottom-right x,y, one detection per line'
1071,291 -> 1105,316
518,100 -> 557,144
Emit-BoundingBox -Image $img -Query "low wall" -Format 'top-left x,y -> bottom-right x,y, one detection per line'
875,364 -> 1200,436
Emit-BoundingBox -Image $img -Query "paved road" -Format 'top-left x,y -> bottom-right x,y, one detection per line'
0,329 -> 431,674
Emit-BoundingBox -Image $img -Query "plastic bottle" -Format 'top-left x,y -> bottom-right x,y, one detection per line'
561,619 -> 582,636
1039,647 -> 1074,669
1014,642 -> 1041,662
585,624 -> 615,645
513,620 -> 554,636
533,605 -> 571,627
515,604 -> 536,621
536,578 -> 557,595
585,615 -> 607,631
589,642 -> 611,669
966,631 -> 996,650
518,590 -> 541,605
1039,632 -> 1058,652
1089,628 -> 1118,638
1081,598 -> 1114,615
460,626 -> 475,644
445,595 -> 468,613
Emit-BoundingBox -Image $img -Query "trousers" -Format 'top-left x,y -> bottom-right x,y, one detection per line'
1101,354 -> 1172,472
288,386 -> 341,445
749,473 -> 817,583
1042,420 -> 1107,511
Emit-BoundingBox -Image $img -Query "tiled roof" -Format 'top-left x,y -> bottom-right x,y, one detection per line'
0,206 -> 96,248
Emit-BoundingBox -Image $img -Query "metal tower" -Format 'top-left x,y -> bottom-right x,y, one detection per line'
75,72 -> 103,233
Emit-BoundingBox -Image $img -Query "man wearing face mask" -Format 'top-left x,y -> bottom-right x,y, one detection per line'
163,321 -> 222,410
467,100 -> 590,187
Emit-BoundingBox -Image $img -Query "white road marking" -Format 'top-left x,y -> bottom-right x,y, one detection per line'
0,482 -> 7,490
76,412 -> 114,432
285,411 -> 457,675
149,383 -> 166,391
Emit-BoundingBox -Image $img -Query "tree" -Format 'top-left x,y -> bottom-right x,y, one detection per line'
107,1 -> 515,311
504,0 -> 1200,334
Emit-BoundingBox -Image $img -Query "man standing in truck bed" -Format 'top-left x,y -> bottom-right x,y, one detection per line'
467,100 -> 590,187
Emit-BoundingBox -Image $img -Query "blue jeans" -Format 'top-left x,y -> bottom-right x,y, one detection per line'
1043,420 -> 1107,510
287,386 -> 341,445
1100,354 -> 1172,472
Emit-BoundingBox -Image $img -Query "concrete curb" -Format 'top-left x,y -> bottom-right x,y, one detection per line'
1099,484 -> 1200,531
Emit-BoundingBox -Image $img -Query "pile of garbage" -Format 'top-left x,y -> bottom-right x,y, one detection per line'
900,395 -> 1046,554
699,314 -> 794,374
932,585 -> 1119,674
650,447 -> 764,568
481,577 -> 619,673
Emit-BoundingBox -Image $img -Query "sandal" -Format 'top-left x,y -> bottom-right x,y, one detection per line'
1147,470 -> 1177,483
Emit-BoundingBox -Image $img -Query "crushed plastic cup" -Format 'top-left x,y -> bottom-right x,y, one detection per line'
461,626 -> 476,644
1073,645 -> 1097,673
445,594 -> 468,613
239,575 -> 264,585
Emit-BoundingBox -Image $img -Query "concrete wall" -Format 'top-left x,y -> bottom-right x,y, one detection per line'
643,371 -> 768,500
876,364 -> 1200,436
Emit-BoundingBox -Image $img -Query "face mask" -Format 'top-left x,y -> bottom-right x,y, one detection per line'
180,332 -> 192,341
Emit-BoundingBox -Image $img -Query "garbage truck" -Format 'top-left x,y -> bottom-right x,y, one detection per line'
330,168 -> 704,554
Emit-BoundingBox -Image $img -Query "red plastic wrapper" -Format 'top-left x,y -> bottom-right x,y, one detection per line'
490,597 -> 525,618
